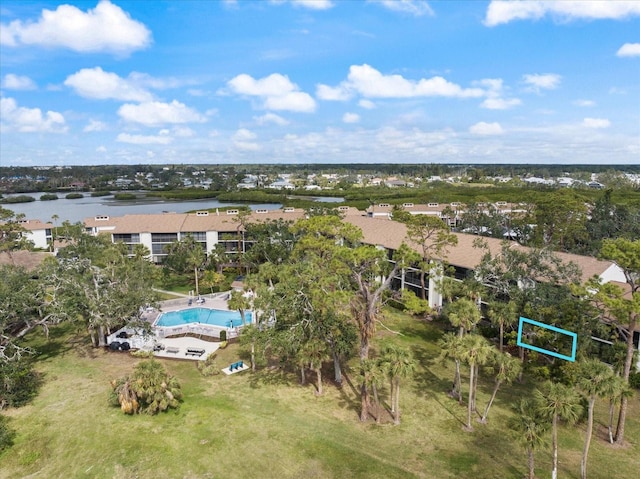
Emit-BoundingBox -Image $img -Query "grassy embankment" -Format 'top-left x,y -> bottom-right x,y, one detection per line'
1,310 -> 638,479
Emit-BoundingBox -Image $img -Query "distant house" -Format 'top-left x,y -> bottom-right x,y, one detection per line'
267,180 -> 296,190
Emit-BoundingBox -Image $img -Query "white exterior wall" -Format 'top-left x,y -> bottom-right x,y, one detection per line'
24,229 -> 50,249
205,231 -> 218,254
139,232 -> 153,257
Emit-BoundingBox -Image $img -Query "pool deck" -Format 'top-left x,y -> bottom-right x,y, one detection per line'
112,292 -> 238,362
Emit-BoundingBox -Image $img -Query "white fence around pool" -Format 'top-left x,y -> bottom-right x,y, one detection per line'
154,322 -> 239,340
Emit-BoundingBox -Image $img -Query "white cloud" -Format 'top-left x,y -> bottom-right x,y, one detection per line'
574,99 -> 595,107
118,100 -> 206,126
254,113 -> 289,126
226,73 -> 316,112
358,99 -> 376,109
173,127 -> 195,137
318,64 -> 485,100
96,145 -> 107,153
2,74 -> 36,90
485,1 -> 640,27
316,83 -> 352,101
616,43 -> 640,57
270,0 -> 334,10
1,0 -> 151,54
65,67 -> 153,102
232,128 -> 261,151
117,132 -> 173,145
0,97 -> 67,133
583,117 -> 610,129
373,0 -> 434,17
481,97 -> 522,110
469,121 -> 504,135
83,119 -> 107,132
343,112 -> 360,123
523,73 -> 561,92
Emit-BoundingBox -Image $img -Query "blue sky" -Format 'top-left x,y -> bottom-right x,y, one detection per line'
1,0 -> 639,166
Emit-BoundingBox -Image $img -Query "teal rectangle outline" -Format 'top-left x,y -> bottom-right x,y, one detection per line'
516,317 -> 577,362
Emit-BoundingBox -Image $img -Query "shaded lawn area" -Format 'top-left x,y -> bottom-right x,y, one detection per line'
1,312 -> 638,479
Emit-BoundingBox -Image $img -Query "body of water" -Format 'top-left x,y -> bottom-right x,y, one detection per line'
1,192 -> 282,224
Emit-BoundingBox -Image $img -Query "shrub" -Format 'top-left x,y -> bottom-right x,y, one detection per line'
219,330 -> 227,342
130,350 -> 154,358
630,372 -> 640,390
65,193 -> 83,199
0,415 -> 16,452
0,358 -> 41,410
40,193 -> 58,201
197,353 -> 220,377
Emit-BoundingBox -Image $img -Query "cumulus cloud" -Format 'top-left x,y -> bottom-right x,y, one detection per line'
342,112 -> 360,123
316,83 -> 352,101
317,64 -> 485,101
523,73 -> 561,92
484,0 -> 640,27
83,119 -> 107,132
583,117 -> 610,129
469,121 -> 504,135
481,97 -> 522,110
118,100 -> 206,126
0,97 -> 67,133
116,132 -> 173,145
254,113 -> 289,126
1,0 -> 151,55
232,128 -> 261,151
616,43 -> 640,57
2,74 -> 36,90
373,0 -> 434,17
358,99 -> 376,109
65,67 -> 153,102
226,73 -> 316,112
270,0 -> 334,9
475,78 -> 521,109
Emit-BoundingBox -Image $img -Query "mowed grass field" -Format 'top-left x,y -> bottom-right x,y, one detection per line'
1,311 -> 638,479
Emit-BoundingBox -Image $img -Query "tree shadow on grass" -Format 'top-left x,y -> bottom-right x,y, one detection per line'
28,324 -> 75,361
247,366 -> 295,389
335,371 -> 362,418
469,424 -> 523,478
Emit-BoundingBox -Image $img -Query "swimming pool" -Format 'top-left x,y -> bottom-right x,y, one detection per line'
156,308 -> 253,328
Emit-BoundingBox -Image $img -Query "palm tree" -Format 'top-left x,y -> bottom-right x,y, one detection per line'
535,381 -> 583,479
437,332 -> 465,403
577,359 -> 615,479
508,398 -> 549,479
487,299 -> 517,352
444,298 -> 482,401
360,358 -> 385,424
480,350 -> 522,424
380,344 -> 417,425
601,375 -> 631,444
50,214 -> 59,252
459,334 -> 493,430
228,289 -> 251,326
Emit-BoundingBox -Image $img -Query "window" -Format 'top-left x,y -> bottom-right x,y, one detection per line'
113,233 -> 140,243
151,233 -> 178,243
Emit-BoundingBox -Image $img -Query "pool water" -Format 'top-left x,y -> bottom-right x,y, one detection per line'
156,308 -> 252,328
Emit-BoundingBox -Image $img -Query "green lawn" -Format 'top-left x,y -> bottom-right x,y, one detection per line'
1,313 -> 638,479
